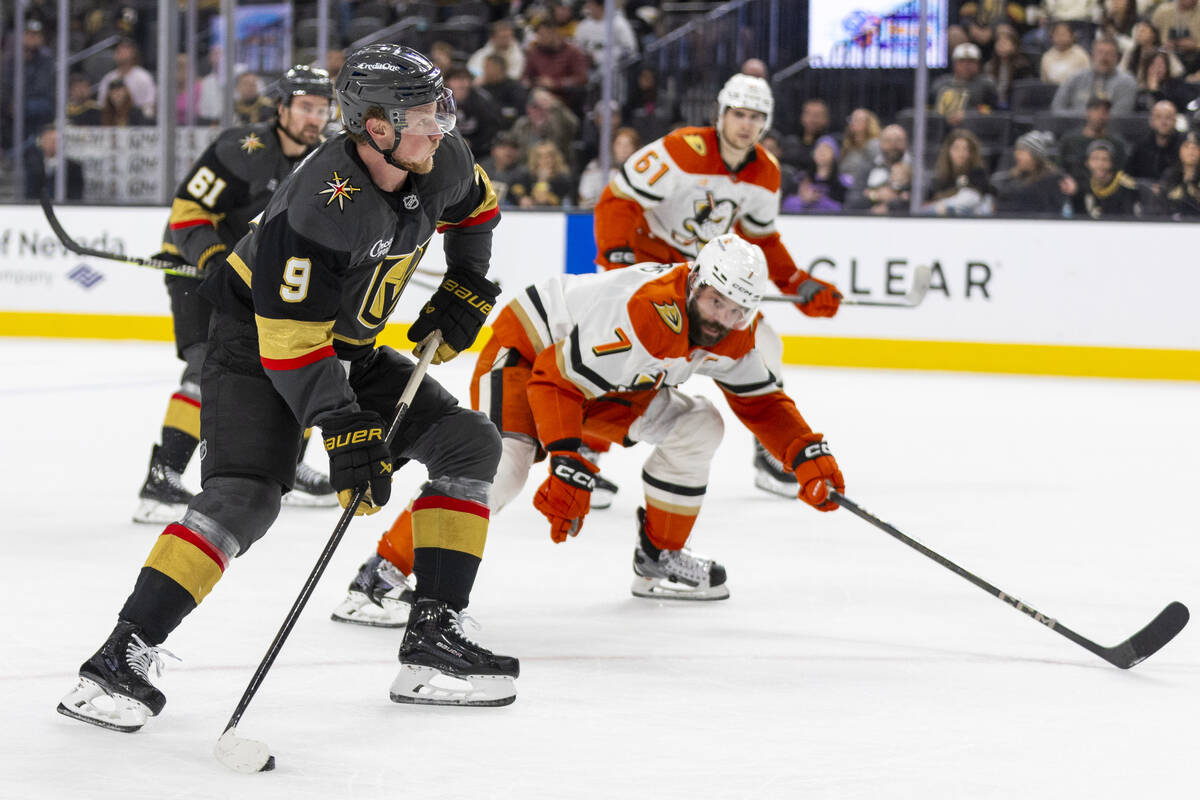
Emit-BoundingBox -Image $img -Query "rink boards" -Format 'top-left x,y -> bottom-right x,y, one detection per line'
0,205 -> 1196,381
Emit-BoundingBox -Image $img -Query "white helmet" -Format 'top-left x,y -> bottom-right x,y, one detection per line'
716,73 -> 773,138
690,234 -> 768,330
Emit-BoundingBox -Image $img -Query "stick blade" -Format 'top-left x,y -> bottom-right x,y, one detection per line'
1106,601 -> 1189,669
215,727 -> 276,773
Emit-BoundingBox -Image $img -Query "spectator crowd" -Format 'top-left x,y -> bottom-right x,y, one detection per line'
4,0 -> 1200,218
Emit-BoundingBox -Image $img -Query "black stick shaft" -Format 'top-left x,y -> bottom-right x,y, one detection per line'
221,336 -> 440,734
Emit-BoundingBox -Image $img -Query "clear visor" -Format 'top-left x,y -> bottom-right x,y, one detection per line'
693,283 -> 757,330
397,88 -> 457,135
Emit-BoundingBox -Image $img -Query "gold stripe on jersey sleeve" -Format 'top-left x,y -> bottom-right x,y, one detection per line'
437,164 -> 499,226
255,315 -> 335,361
168,197 -> 225,228
333,331 -> 379,347
553,339 -> 597,400
227,252 -> 252,287
510,301 -> 547,353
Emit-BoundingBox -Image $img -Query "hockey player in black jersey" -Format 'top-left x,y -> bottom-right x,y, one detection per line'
58,44 -> 517,733
134,65 -> 338,524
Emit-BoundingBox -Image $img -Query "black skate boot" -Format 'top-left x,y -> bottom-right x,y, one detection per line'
330,553 -> 415,627
282,461 -> 338,507
390,599 -> 519,706
752,438 -> 798,498
133,445 -> 193,524
57,620 -> 179,732
631,507 -> 729,601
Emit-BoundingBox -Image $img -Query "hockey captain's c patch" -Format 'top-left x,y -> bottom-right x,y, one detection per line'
652,301 -> 683,334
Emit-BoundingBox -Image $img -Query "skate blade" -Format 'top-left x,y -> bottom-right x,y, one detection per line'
281,490 -> 339,508
752,468 -> 798,499
631,576 -> 730,601
590,488 -> 616,510
389,665 -> 516,707
330,592 -> 410,628
57,678 -> 151,733
132,498 -> 187,525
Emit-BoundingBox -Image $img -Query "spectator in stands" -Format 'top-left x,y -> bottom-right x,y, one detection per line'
1100,0 -> 1139,51
1064,139 -> 1143,217
931,43 -> 999,125
97,37 -> 156,119
446,66 -> 502,159
511,87 -> 580,164
479,132 -> 524,207
992,130 -> 1071,215
1159,130 -> 1200,216
479,54 -> 528,131
984,24 -> 1035,108
11,19 -> 56,137
1040,21 -> 1092,85
468,19 -> 526,81
1126,99 -> 1184,180
1051,37 -> 1138,114
174,54 -> 201,125
761,129 -> 802,197
233,72 -> 273,124
523,18 -> 591,115
740,58 -> 769,79
781,136 -> 851,213
1133,50 -> 1199,111
846,124 -> 911,210
623,67 -> 676,143
874,161 -> 914,215
922,129 -> 994,215
100,79 -> 152,126
1122,20 -> 1169,77
22,124 -> 85,200
67,73 -> 102,126
578,99 -> 624,171
959,0 -> 1027,60
507,139 -> 576,208
430,41 -> 456,74
1153,0 -> 1200,74
550,1 -> 579,38
197,45 -> 237,125
575,0 -> 639,66
1040,0 -> 1102,28
840,108 -> 882,177
577,126 -> 641,207
788,98 -> 831,176
1058,95 -> 1128,182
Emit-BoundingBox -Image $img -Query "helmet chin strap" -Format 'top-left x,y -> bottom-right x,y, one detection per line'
364,126 -> 409,171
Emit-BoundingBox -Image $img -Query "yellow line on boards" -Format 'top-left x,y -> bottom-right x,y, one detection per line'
2,313 -> 1198,382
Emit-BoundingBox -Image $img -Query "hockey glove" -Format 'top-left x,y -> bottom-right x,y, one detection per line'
785,271 -> 842,318
599,246 -> 637,270
322,410 -> 393,516
785,434 -> 844,512
408,270 -> 501,364
533,449 -> 599,543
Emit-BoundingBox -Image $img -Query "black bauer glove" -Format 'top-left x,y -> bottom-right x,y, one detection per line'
408,270 -> 501,364
322,410 -> 393,516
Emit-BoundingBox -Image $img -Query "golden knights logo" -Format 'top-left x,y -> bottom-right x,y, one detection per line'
239,132 -> 265,153
673,190 -> 738,249
319,171 -> 361,210
357,237 -> 432,328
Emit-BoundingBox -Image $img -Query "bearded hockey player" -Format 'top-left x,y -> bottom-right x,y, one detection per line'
592,73 -> 843,498
330,234 -> 845,626
57,44 -> 519,733
134,65 -> 338,523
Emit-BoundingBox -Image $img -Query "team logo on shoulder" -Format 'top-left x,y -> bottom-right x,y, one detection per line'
239,133 -> 265,153
318,171 -> 361,211
683,134 -> 707,156
652,300 -> 683,334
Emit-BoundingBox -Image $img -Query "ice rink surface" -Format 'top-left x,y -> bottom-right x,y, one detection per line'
1,338 -> 1196,799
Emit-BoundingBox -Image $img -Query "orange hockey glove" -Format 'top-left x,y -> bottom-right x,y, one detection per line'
533,450 -> 598,542
785,271 -> 842,318
785,435 -> 844,512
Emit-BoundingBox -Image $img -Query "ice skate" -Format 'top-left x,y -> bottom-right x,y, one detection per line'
631,507 -> 729,601
282,461 -> 339,507
57,620 -> 179,733
330,553 -> 415,627
752,438 -> 798,498
132,445 -> 193,524
390,599 -> 519,707
579,444 -> 618,509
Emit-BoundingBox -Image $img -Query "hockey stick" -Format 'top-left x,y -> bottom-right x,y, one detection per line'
763,264 -> 932,308
214,333 -> 442,774
829,489 -> 1189,669
39,190 -> 201,278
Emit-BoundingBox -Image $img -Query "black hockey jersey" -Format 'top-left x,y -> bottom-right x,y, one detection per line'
162,122 -> 311,273
200,129 -> 499,429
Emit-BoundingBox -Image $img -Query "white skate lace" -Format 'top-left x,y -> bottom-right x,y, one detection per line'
660,548 -> 712,584
126,633 -> 181,680
450,610 -> 484,647
294,462 -> 330,491
162,465 -> 189,493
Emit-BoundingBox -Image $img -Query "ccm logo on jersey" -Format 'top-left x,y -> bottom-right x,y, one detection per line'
554,462 -> 596,490
440,278 -> 494,314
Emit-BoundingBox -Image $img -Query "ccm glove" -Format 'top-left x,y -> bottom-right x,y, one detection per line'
408,270 -> 501,364
785,434 -> 845,512
599,247 -> 637,270
322,410 -> 393,516
785,271 -> 842,318
533,449 -> 599,543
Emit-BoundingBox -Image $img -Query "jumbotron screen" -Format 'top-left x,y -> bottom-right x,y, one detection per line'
807,0 -> 949,69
